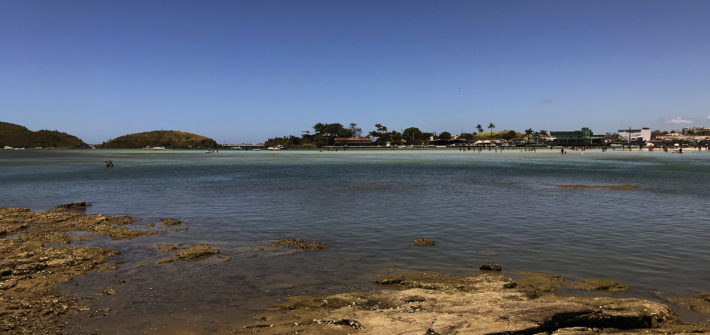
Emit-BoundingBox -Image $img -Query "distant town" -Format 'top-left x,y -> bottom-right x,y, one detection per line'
256,123 -> 710,151
2,120 -> 709,151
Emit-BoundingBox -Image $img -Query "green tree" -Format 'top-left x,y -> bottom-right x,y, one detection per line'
368,123 -> 390,146
476,124 -> 484,134
422,132 -> 434,145
488,123 -> 496,134
533,130 -> 549,143
313,123 -> 349,137
348,123 -> 362,138
311,122 -> 351,146
525,128 -> 534,139
438,131 -> 452,140
402,127 -> 423,145
389,130 -> 403,145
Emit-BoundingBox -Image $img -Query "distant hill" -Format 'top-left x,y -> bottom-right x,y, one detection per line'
100,130 -> 218,148
0,122 -> 89,149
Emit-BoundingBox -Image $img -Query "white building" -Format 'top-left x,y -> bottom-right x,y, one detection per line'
618,128 -> 651,142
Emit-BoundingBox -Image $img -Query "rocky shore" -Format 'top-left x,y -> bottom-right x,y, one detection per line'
0,205 -> 158,334
2,206 -> 710,334
234,271 -> 710,334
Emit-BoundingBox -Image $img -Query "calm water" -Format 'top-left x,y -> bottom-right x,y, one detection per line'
1,148 -> 709,333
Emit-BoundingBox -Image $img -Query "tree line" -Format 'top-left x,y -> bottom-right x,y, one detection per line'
264,122 -> 548,147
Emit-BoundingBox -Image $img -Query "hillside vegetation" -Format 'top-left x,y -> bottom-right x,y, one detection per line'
100,130 -> 218,148
0,122 -> 89,148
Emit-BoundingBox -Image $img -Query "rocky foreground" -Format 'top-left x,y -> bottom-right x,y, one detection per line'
231,271 -> 710,334
0,205 -> 162,334
2,206 -> 710,335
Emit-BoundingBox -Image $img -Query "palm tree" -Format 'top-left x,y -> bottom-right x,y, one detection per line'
488,123 -> 496,134
525,128 -> 534,140
476,124 -> 484,134
537,130 -> 548,143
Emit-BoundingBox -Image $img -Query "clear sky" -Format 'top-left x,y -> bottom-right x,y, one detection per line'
1,0 -> 709,144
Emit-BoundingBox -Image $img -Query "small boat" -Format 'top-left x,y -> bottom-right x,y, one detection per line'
3,146 -> 14,150
144,146 -> 167,150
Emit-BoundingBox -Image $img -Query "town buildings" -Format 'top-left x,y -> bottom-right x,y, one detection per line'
618,128 -> 651,142
682,127 -> 710,136
550,127 -> 603,146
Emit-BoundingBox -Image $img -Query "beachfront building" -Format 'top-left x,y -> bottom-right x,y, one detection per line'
682,127 -> 710,136
333,137 -> 372,146
550,127 -> 603,146
618,128 -> 651,142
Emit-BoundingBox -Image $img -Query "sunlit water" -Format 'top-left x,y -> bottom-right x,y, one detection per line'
1,148 -> 709,333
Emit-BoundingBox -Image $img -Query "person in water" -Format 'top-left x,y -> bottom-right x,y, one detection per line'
105,160 -> 114,168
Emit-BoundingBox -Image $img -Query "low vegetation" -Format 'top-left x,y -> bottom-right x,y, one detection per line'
0,122 -> 89,148
264,122 -> 530,148
99,130 -> 218,148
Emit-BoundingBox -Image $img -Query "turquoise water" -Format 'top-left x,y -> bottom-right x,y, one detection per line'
1,148 -> 709,333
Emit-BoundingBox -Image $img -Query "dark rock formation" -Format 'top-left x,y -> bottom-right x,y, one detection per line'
413,238 -> 435,246
56,201 -> 92,210
480,263 -> 502,271
266,238 -> 328,252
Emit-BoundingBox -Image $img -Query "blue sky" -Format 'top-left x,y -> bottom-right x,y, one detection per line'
1,0 -> 709,143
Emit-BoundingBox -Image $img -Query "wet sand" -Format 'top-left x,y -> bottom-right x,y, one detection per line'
2,206 -> 710,334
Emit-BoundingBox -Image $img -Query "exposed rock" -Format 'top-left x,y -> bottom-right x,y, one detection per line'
480,263 -> 502,271
56,201 -> 92,210
155,243 -> 219,263
154,257 -> 174,264
175,244 -> 219,261
158,244 -> 181,252
227,271 -> 700,335
0,207 -> 155,334
160,218 -> 187,226
514,272 -> 566,298
266,238 -> 327,252
571,279 -> 629,293
413,238 -> 435,246
663,292 -> 710,315
375,271 -> 514,292
147,244 -> 217,265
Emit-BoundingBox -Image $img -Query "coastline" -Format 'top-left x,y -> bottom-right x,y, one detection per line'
2,206 -> 710,334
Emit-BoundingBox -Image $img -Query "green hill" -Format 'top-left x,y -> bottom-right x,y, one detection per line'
100,130 -> 218,149
0,122 -> 89,148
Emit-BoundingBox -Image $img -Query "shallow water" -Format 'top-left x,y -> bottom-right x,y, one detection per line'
1,148 -> 709,333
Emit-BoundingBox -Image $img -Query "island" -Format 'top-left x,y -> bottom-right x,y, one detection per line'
99,130 -> 218,149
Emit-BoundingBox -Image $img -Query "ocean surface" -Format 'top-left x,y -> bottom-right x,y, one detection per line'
1,148 -> 709,333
